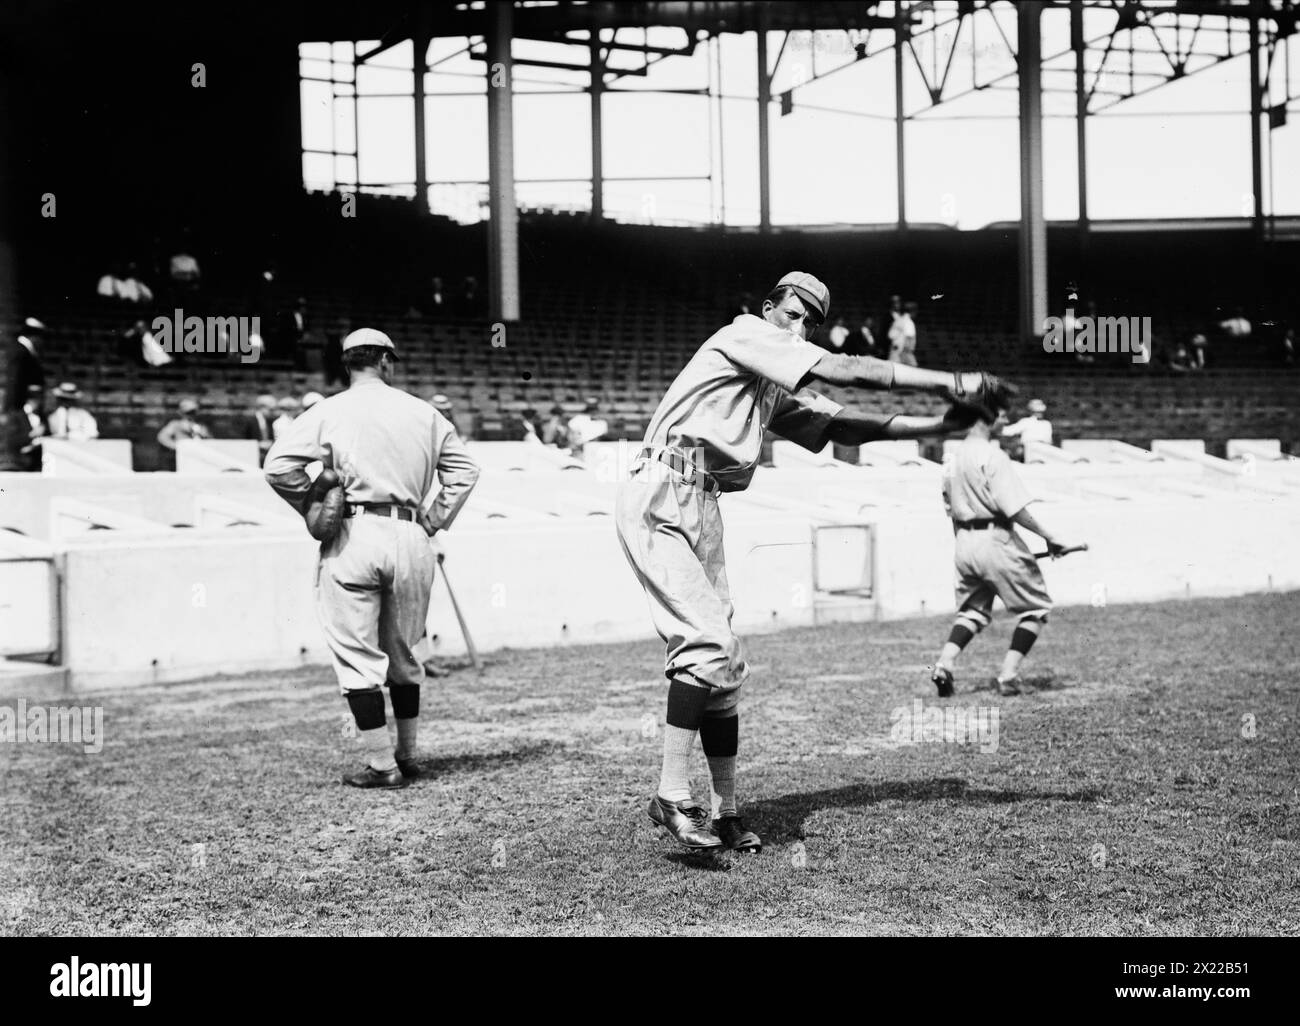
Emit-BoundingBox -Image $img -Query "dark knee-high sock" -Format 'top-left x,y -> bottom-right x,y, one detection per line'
389,683 -> 420,761
938,621 -> 978,670
1000,620 -> 1044,681
700,712 -> 739,818
659,677 -> 709,803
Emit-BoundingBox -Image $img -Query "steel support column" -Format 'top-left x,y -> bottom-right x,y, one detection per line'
757,16 -> 771,233
1072,0 -> 1088,235
487,0 -> 520,322
590,37 -> 604,222
413,9 -> 430,215
896,2 -> 907,230
1248,1 -> 1264,240
1018,1 -> 1048,344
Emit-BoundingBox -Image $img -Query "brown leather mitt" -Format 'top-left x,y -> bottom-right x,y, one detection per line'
304,468 -> 345,542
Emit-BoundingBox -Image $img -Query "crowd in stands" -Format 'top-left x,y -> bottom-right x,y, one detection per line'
7,196 -> 1297,471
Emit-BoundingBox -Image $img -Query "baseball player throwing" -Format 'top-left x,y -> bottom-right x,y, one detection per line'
929,401 -> 1081,697
264,328 -> 480,788
616,271 -> 1014,852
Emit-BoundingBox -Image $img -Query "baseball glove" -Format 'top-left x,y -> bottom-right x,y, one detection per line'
942,371 -> 1018,424
303,468 -> 345,543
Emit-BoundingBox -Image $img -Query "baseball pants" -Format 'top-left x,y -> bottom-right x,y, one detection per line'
953,525 -> 1053,627
615,463 -> 747,712
316,514 -> 438,693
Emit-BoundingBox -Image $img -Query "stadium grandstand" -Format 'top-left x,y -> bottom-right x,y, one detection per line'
1,1 -> 1298,691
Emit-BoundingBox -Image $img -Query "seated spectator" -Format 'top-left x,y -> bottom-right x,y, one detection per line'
541,405 -> 570,449
1218,307 -> 1251,338
856,318 -> 878,357
1189,332 -> 1208,370
19,384 -> 47,471
157,398 -> 211,453
826,316 -> 850,352
520,407 -> 543,445
272,395 -> 301,440
46,382 -> 100,441
323,316 -> 350,387
457,276 -> 485,317
1070,302 -> 1096,363
567,397 -> 608,462
1168,341 -> 1193,373
119,319 -> 174,368
423,276 -> 448,319
243,394 -> 277,465
168,235 -> 203,313
430,393 -> 459,434
301,391 -> 324,411
12,318 -> 46,409
97,261 -> 154,307
731,292 -> 756,320
169,250 -> 201,286
888,301 -> 918,365
276,296 -> 309,368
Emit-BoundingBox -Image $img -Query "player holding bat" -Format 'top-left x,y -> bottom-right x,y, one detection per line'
616,271 -> 1017,853
929,400 -> 1085,698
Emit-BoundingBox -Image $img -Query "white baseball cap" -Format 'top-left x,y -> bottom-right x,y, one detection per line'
341,327 -> 400,360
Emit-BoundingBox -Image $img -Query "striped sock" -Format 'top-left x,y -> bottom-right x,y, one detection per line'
658,677 -> 710,803
700,713 -> 739,818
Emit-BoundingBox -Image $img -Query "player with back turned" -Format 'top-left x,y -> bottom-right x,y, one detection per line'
616,271 -> 1017,852
264,328 -> 480,788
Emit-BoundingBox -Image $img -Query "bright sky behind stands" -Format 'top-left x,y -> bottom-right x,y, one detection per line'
299,2 -> 1300,229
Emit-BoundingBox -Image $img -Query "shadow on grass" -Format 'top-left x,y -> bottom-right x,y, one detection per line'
662,849 -> 733,872
404,741 -> 564,779
964,673 -> 1074,694
747,778 -> 1105,842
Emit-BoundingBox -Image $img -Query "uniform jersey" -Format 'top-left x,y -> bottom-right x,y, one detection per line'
943,437 -> 1033,522
265,378 -> 477,531
641,314 -> 842,492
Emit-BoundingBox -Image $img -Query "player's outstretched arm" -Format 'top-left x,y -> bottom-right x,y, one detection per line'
824,404 -> 979,446
1010,504 -> 1080,556
804,355 -> 1016,415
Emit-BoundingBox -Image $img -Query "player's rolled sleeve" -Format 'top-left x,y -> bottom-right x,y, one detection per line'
264,408 -> 330,512
769,389 -> 844,452
424,424 -> 480,532
713,316 -> 827,392
986,448 -> 1033,517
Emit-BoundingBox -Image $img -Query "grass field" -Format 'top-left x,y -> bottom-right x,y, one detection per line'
3,591 -> 1298,936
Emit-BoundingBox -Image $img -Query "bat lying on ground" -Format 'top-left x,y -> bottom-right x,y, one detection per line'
1033,543 -> 1089,560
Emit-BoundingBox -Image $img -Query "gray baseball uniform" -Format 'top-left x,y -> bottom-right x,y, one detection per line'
265,379 -> 479,693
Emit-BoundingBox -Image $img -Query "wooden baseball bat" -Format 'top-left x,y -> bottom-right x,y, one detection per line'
1033,543 -> 1089,560
438,554 -> 482,673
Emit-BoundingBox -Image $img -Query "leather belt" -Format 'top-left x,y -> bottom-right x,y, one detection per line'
345,503 -> 418,522
635,447 -> 721,497
954,517 -> 1012,530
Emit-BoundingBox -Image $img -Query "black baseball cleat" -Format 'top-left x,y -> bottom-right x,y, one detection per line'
714,815 -> 762,853
343,765 -> 409,789
647,795 -> 723,851
996,675 -> 1022,696
396,758 -> 421,780
931,665 -> 955,698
